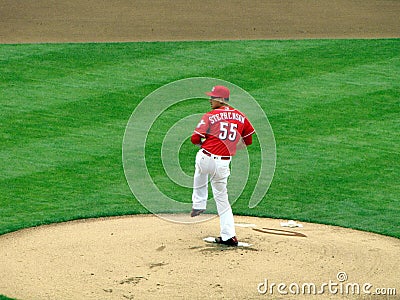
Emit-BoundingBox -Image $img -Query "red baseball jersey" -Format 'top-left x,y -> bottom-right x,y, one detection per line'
192,106 -> 255,156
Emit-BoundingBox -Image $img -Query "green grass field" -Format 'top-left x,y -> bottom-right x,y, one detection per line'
1,39 -> 399,239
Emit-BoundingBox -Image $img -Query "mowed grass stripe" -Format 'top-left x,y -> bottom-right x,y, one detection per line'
3,40 -> 396,116
217,39 -> 399,92
255,57 -> 400,117
0,154 -> 145,234
2,41 -> 397,153
0,39 -> 399,238
258,87 -> 399,233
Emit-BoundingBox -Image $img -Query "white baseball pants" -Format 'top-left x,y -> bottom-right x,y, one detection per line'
192,149 -> 236,241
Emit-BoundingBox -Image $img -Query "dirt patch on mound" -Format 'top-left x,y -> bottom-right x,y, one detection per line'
0,215 -> 399,299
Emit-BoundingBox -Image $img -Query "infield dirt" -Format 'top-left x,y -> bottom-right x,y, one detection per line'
0,1 -> 399,299
0,0 -> 399,43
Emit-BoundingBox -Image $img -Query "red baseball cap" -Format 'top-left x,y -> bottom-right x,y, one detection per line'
206,85 -> 230,100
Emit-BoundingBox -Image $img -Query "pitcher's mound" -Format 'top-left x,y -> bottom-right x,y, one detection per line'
0,215 -> 399,299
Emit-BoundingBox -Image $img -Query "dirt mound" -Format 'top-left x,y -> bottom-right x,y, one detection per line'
0,215 -> 399,299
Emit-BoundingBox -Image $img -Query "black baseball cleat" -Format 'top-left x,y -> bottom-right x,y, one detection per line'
215,236 -> 239,246
190,209 -> 205,217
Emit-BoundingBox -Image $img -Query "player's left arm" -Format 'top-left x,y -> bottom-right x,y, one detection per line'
191,133 -> 206,147
191,114 -> 209,147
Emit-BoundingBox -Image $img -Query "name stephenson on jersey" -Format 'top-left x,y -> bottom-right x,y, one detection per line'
208,111 -> 245,125
192,107 -> 255,156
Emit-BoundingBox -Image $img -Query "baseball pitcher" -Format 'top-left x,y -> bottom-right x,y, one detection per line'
191,85 -> 255,246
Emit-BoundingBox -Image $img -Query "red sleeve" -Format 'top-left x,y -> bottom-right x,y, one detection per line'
191,133 -> 202,145
242,118 -> 255,139
192,114 -> 209,145
243,135 -> 252,146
